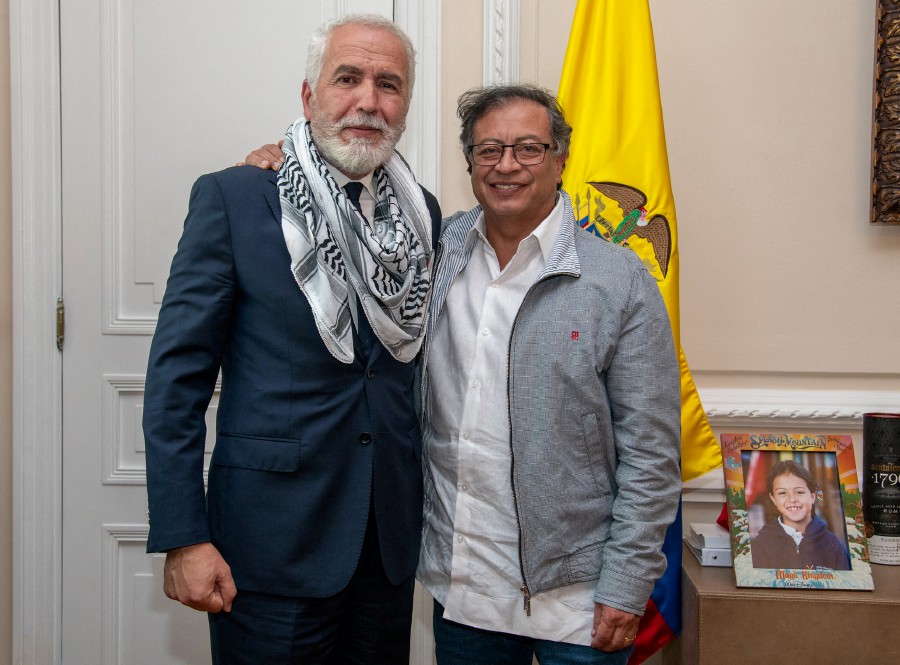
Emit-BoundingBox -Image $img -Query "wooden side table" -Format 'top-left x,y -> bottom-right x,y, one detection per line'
664,543 -> 900,663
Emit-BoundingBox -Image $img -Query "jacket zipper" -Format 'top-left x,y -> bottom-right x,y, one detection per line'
434,212 -> 580,616
506,341 -> 531,615
507,269 -> 578,616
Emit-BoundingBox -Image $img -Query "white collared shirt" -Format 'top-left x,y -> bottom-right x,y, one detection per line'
777,518 -> 805,549
424,195 -> 598,645
329,166 -> 376,221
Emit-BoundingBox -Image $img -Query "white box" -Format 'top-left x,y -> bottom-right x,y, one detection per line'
688,522 -> 730,549
685,538 -> 732,567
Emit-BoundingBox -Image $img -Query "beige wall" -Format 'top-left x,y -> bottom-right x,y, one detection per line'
654,1 -> 899,383
443,0 -> 900,391
1,2 -> 14,664
439,2 -> 482,214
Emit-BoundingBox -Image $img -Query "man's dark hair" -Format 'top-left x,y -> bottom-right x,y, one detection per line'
456,83 -> 573,174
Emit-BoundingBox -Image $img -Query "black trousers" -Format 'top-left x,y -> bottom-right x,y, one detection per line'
208,511 -> 414,665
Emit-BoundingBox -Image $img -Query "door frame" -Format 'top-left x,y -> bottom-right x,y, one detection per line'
9,1 -> 441,662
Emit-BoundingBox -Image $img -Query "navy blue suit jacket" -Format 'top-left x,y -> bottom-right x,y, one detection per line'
144,165 -> 441,597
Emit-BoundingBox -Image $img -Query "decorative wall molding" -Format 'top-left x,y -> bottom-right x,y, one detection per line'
101,525 -> 149,665
10,0 -> 63,662
102,375 -> 219,485
102,375 -> 147,485
99,0 -> 160,334
394,0 -> 443,195
483,0 -> 520,85
684,387 -> 900,503
701,387 -> 899,429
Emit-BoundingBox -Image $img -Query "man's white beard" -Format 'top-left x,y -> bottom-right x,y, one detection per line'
310,107 -> 406,176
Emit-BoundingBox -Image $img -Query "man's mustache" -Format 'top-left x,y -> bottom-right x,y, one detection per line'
337,114 -> 389,133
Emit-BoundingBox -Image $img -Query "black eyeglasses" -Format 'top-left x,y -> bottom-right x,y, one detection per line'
467,142 -> 554,166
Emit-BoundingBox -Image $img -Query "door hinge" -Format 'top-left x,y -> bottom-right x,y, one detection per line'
56,297 -> 65,351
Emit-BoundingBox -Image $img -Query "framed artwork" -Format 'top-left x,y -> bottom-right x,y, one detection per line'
720,433 -> 874,590
872,1 -> 900,224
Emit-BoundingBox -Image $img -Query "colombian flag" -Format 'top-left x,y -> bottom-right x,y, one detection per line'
558,1 -> 723,662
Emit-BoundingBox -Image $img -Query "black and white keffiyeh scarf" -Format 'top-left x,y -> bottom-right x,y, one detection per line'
278,118 -> 432,364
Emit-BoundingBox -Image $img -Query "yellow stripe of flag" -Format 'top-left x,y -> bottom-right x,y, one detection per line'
558,0 -> 721,482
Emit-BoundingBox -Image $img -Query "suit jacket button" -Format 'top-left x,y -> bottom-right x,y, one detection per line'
359,432 -> 372,445
366,368 -> 376,379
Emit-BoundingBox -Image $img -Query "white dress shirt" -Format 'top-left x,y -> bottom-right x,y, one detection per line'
424,196 -> 598,645
330,166 -> 376,221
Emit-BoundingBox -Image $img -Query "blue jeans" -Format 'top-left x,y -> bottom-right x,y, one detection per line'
433,602 -> 633,665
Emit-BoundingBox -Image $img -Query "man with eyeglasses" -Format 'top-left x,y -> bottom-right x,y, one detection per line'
243,83 -> 680,664
416,84 -> 680,665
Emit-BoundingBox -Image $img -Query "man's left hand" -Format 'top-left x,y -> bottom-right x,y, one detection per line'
591,603 -> 640,652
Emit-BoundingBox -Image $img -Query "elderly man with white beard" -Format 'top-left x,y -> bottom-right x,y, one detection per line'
142,14 -> 441,664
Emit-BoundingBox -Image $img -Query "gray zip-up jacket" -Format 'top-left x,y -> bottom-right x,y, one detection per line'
419,193 -> 681,616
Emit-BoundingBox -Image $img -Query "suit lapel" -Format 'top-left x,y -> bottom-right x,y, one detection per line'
264,172 -> 281,221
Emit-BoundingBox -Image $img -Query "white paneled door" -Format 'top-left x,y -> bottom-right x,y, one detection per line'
55,1 -> 434,663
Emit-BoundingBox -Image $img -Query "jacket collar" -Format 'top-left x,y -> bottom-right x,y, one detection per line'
440,191 -> 582,281
264,170 -> 281,220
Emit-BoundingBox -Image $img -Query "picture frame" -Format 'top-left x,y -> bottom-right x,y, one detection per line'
872,1 -> 900,224
720,433 -> 874,590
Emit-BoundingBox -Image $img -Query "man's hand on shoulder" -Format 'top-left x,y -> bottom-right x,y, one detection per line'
236,139 -> 285,170
163,542 -> 237,613
591,603 -> 641,653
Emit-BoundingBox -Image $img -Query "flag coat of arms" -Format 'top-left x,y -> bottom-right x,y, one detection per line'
558,1 -> 723,662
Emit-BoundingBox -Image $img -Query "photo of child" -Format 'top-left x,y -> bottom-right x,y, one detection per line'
747,456 -> 851,571
722,433 -> 872,590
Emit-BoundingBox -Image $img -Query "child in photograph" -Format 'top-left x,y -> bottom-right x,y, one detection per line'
751,460 -> 851,570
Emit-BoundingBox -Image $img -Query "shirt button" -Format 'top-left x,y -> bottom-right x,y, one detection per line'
457,535 -> 464,543
366,368 -> 376,379
460,484 -> 469,492
359,432 -> 372,445
491,282 -> 499,288
462,432 -> 470,440
471,379 -> 480,388
481,328 -> 490,336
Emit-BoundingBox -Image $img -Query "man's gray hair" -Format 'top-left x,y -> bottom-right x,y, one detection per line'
306,14 -> 416,99
457,84 -> 572,157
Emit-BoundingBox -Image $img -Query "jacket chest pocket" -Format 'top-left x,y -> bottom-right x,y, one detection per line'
212,433 -> 304,472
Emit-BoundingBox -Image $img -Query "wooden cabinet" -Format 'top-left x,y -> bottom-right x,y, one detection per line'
665,543 -> 900,664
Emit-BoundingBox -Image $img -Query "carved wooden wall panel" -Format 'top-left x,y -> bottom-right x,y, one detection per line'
872,0 -> 900,224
